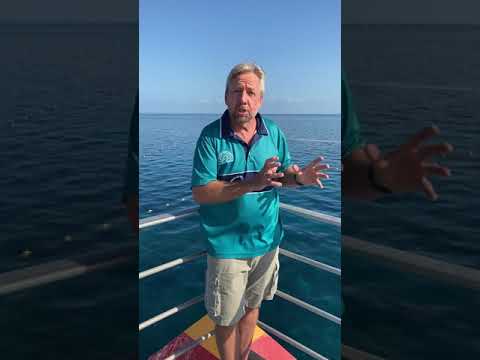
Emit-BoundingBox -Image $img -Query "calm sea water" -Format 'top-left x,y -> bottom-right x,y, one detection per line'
342,24 -> 480,358
0,24 -> 138,359
139,114 -> 341,359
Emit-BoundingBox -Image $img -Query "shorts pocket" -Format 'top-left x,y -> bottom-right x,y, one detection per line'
205,272 -> 221,317
264,256 -> 280,300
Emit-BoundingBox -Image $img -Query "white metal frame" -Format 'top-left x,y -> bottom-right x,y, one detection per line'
139,203 -> 341,360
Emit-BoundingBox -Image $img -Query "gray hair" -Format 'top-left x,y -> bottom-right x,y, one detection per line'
225,63 -> 265,96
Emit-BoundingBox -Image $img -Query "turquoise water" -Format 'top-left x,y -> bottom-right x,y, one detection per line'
139,114 -> 341,359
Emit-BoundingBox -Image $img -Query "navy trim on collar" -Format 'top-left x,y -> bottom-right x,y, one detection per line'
256,113 -> 269,136
220,110 -> 268,138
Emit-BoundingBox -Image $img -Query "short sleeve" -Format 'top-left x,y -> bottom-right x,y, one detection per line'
191,132 -> 218,187
276,128 -> 292,172
341,74 -> 364,159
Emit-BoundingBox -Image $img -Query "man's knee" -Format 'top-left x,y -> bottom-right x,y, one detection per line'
240,307 -> 259,326
244,306 -> 259,316
215,323 -> 238,336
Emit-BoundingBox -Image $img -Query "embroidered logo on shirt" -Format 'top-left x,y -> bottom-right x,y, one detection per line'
218,151 -> 234,165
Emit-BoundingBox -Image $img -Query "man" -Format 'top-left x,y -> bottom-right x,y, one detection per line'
191,63 -> 329,360
341,74 -> 452,199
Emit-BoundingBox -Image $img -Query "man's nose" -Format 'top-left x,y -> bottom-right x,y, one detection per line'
240,90 -> 248,103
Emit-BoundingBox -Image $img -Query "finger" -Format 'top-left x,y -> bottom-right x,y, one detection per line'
265,158 -> 280,166
264,157 -> 280,167
309,156 -> 325,167
269,180 -> 283,188
313,163 -> 330,171
365,144 -> 382,161
418,143 -> 453,160
289,164 -> 301,173
423,163 -> 451,177
266,166 -> 279,175
316,179 -> 324,189
264,161 -> 281,171
406,125 -> 440,149
315,172 -> 330,179
421,176 -> 438,201
268,172 -> 284,179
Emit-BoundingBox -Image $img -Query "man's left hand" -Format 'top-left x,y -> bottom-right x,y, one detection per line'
290,157 -> 330,188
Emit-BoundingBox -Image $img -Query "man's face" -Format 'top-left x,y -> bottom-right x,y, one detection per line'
225,72 -> 263,124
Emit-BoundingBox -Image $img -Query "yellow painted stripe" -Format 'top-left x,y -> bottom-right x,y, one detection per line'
184,315 -> 266,358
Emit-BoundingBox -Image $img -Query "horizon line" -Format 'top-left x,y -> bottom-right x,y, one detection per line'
344,22 -> 480,26
0,20 -> 136,25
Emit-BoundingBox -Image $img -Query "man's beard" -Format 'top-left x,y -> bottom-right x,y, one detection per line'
231,110 -> 254,124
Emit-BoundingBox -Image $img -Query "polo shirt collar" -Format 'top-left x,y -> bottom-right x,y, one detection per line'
220,110 -> 268,139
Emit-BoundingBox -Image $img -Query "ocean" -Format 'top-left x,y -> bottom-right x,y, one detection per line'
342,24 -> 480,358
2,22 -> 477,360
0,23 -> 138,359
139,114 -> 342,359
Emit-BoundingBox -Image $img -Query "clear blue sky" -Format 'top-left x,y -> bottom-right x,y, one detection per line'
140,0 -> 340,114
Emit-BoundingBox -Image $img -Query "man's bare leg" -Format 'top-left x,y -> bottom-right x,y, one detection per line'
238,307 -> 259,360
215,324 -> 240,360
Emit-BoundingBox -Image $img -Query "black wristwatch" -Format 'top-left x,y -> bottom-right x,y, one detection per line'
294,174 -> 304,186
368,164 -> 393,194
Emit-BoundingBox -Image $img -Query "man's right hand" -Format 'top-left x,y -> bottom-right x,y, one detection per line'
249,156 -> 284,192
367,125 -> 453,200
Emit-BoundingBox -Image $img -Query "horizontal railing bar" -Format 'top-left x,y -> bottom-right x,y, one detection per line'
0,244 -> 136,296
258,321 -> 329,360
139,295 -> 203,331
140,207 -> 198,229
139,251 -> 207,280
280,203 -> 340,227
140,202 -> 340,229
276,290 -> 341,325
279,248 -> 341,276
139,249 -> 337,281
343,235 -> 480,290
163,331 -> 215,360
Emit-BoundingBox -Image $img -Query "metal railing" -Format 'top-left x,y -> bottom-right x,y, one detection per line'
139,202 -> 341,360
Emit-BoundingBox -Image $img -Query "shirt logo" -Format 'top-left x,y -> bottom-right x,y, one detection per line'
218,151 -> 234,165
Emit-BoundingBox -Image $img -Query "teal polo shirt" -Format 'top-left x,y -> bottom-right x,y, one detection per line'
191,110 -> 292,259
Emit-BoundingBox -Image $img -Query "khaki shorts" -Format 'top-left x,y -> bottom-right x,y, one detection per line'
205,247 -> 280,327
